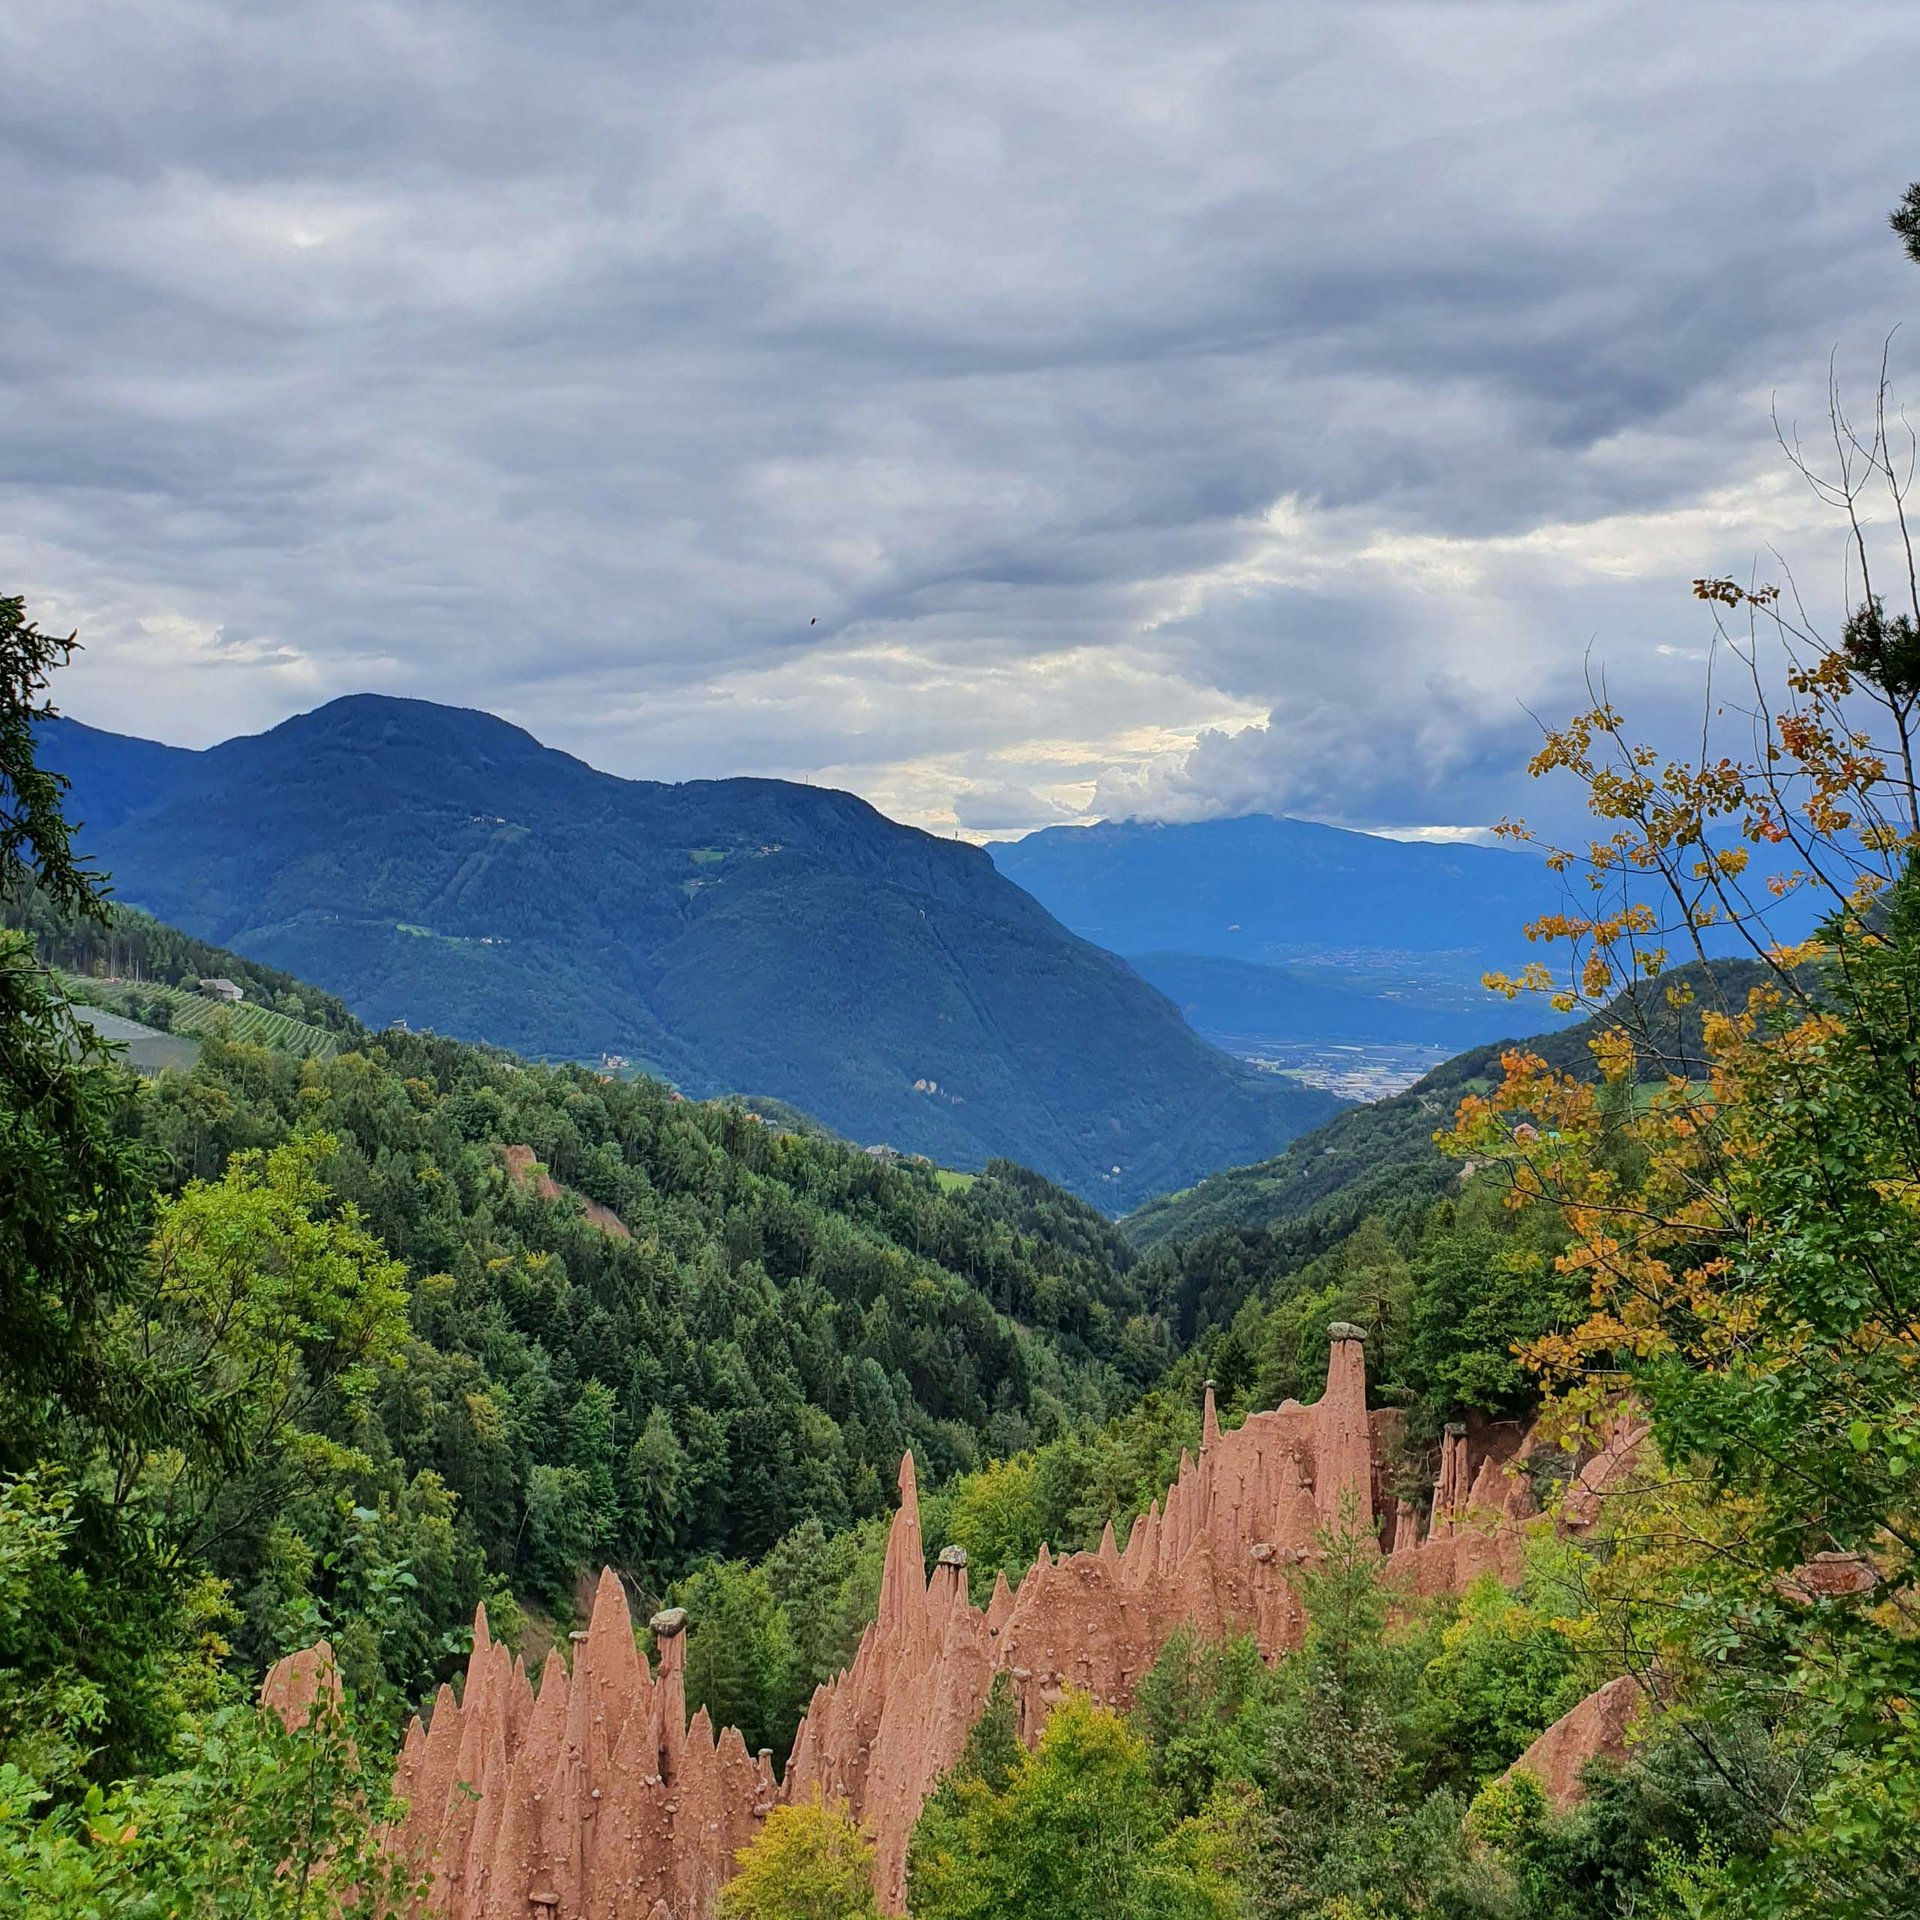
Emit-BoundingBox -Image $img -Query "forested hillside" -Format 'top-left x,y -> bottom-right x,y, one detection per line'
3,889 -> 365,1036
57,927 -> 1173,1723
39,699 -> 1340,1210
0,788 -> 1597,1775
26,890 -> 1593,1776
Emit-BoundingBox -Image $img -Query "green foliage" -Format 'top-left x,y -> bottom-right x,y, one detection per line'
0,930 -> 154,1482
967,1159 -> 1138,1278
140,1133 -> 412,1553
717,1798 -> 881,1920
759,1515 -> 891,1741
0,617 -> 203,1785
1115,1522 -> 1636,1920
941,1455 -> 1044,1598
1461,867 -> 1920,1913
955,1671 -> 1024,1795
0,600 -> 98,920
1233,1533 -> 1509,1920
668,1513 -> 892,1770
0,1473 -> 196,1792
1893,179 -> 1920,267
1401,1197 -> 1573,1424
1409,1567 -> 1585,1793
675,1559 -> 794,1759
0,1684 -> 416,1920
907,1692 -> 1242,1920
906,1677 -> 1008,1904
1639,880 -> 1920,1571
1133,1630 -> 1274,1821
1466,1712 -> 1789,1920
1254,1676 -> 1489,1920
91,1012 -> 1171,1697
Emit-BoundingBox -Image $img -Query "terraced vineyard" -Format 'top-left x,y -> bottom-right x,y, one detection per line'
60,974 -> 343,1060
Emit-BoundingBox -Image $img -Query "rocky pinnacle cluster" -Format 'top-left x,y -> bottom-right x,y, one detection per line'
268,1329 -> 1621,1916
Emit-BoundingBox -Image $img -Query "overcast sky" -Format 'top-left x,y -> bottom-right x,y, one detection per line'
6,0 -> 1919,840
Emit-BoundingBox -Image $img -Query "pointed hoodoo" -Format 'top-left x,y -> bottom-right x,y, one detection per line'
259,1639 -> 341,1731
1202,1379 -> 1221,1451
1315,1323 -> 1373,1529
878,1452 -> 928,1637
565,1569 -> 642,1783
1144,1497 -> 1166,1575
987,1570 -> 1015,1632
341,1393 -> 1571,1920
1467,1449 -> 1507,1514
1171,1450 -> 1198,1559
1275,1444 -> 1318,1550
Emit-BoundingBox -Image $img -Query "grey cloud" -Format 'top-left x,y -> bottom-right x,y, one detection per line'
2,0 -> 1918,830
951,781 -> 1083,832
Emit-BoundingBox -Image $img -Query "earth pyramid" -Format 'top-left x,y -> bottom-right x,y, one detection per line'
272,1328 -> 1574,1915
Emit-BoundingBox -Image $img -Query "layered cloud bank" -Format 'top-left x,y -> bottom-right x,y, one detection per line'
6,0 -> 1918,836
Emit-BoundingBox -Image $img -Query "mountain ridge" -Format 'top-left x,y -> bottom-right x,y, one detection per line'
991,812 -> 1559,960
41,698 -> 1340,1210
990,811 -> 1569,1060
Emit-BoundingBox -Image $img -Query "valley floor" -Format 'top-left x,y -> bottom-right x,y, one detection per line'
1219,1038 -> 1456,1100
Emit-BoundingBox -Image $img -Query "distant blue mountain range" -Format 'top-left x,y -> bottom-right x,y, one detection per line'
991,813 -> 1564,1053
992,813 -> 1557,960
992,813 -> 1826,1061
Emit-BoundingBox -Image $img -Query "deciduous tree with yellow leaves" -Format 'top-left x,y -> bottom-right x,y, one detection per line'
1447,323 -> 1920,1913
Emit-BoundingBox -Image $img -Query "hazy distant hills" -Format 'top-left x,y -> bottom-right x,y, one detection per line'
992,814 -> 1565,1056
991,813 -> 1557,956
43,696 -> 1340,1210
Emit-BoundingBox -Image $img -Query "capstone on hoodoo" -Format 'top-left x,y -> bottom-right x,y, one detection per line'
265,1327 -> 1554,1917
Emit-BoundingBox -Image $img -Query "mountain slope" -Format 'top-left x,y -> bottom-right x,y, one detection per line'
49,719 -> 200,838
42,699 -> 1339,1209
1122,958 -> 1772,1252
